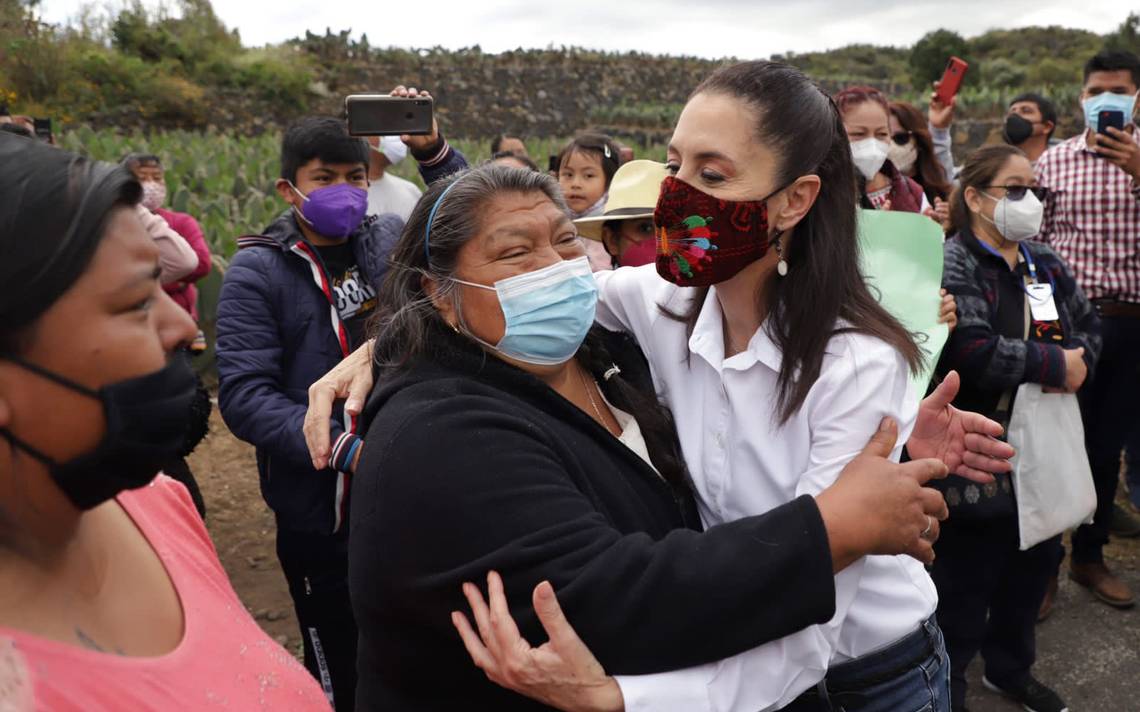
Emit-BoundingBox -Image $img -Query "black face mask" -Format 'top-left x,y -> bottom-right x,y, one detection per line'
0,352 -> 198,510
1003,115 -> 1036,146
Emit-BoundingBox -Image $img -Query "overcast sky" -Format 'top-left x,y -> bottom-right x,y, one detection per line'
38,1 -> 1128,58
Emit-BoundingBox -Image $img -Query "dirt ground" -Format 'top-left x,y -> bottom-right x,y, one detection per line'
191,405 -> 1140,710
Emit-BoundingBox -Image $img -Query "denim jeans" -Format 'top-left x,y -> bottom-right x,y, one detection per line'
782,616 -> 951,712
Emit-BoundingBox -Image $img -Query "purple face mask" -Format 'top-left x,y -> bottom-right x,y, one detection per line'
290,182 -> 368,239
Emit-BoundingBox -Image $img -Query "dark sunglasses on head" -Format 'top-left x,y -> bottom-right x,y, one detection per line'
983,185 -> 1048,202
890,131 -> 913,146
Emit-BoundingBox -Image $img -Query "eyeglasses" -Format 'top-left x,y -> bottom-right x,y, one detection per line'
982,185 -> 1049,202
890,131 -> 913,146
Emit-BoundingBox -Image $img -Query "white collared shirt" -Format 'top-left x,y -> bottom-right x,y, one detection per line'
596,265 -> 938,712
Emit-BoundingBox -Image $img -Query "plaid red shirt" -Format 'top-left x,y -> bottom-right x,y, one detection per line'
1036,129 -> 1140,302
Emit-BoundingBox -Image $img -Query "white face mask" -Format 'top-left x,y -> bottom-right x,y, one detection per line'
887,140 -> 918,175
979,190 -> 1044,243
371,136 -> 408,165
141,181 -> 166,211
850,138 -> 890,181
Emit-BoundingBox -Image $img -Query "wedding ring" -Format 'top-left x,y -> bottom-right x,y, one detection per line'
921,516 -> 933,539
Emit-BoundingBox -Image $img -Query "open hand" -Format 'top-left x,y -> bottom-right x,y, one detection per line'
452,572 -> 623,712
908,371 -> 1012,481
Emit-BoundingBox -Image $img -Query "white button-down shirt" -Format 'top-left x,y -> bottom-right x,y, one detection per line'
596,266 -> 938,712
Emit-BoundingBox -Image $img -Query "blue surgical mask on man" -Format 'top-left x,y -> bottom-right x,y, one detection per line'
1082,90 -> 1139,133
451,256 -> 598,366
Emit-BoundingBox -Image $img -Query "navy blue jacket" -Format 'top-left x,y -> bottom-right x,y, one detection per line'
217,143 -> 466,535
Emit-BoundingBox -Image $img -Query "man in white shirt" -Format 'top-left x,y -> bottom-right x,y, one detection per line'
366,135 -> 423,221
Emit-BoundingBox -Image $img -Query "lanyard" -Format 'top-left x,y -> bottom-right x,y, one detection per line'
975,239 -> 1053,293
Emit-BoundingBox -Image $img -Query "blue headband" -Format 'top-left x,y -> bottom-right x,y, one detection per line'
424,176 -> 464,263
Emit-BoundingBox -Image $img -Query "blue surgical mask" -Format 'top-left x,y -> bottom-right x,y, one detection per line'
1082,91 -> 1138,133
452,256 -> 598,365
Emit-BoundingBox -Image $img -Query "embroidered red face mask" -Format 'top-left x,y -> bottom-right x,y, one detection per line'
654,176 -> 779,287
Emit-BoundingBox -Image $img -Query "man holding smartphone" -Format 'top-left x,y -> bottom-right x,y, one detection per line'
1035,49 -> 1140,613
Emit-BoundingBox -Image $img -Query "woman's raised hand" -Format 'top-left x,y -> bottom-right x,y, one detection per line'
452,572 -> 623,712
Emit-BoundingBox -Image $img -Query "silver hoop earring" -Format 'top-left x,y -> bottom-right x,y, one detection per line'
773,231 -> 789,277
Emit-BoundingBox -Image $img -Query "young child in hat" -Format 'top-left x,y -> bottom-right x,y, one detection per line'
574,160 -> 668,269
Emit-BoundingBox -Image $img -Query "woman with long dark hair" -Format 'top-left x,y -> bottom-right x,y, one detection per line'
467,58 -> 957,712
341,160 -> 958,711
304,62 -> 1013,712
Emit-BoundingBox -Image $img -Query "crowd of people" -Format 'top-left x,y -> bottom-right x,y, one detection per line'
0,45 -> 1137,712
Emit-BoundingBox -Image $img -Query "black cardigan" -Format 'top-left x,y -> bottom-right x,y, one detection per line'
350,326 -> 836,711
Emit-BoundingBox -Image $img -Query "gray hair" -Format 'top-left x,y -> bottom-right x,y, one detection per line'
369,164 -> 568,371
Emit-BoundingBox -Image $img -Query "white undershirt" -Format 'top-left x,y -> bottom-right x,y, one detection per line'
594,265 -> 937,712
599,396 -> 659,477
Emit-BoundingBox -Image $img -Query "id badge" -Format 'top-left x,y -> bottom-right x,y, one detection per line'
1027,283 -> 1059,322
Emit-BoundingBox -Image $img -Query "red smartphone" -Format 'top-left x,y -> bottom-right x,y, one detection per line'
934,57 -> 969,105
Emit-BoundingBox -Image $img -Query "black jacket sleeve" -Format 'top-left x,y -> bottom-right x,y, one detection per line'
355,392 -> 836,676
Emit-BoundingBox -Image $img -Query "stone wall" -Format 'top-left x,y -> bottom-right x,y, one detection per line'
306,47 -> 903,139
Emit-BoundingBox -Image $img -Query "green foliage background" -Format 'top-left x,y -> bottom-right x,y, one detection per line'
56,127 -> 668,262
2,1 -> 1137,131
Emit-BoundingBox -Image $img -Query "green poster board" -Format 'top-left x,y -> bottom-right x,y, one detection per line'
857,209 -> 948,398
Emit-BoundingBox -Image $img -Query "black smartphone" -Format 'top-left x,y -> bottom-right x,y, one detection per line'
33,117 -> 52,142
344,95 -> 433,136
1098,109 -> 1125,136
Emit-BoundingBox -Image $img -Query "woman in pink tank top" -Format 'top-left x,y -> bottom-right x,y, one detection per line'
0,136 -> 330,711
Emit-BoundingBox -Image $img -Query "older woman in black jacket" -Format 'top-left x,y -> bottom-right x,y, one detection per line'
324,162 -> 983,711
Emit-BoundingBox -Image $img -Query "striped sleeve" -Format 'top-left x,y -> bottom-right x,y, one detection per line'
331,431 -> 364,473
